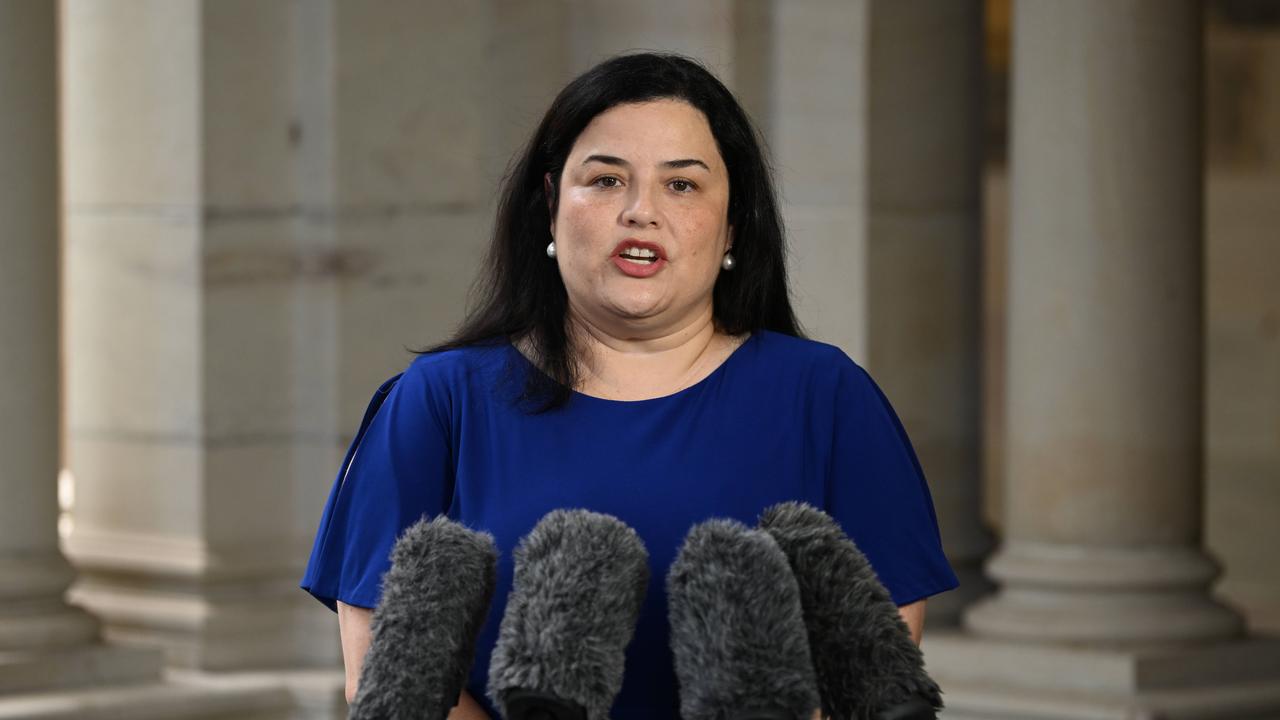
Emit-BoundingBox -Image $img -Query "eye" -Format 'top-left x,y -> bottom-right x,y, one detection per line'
669,179 -> 697,193
591,175 -> 622,188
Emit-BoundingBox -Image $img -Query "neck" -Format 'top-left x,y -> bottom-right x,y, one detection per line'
565,304 -> 733,401
571,302 -> 717,356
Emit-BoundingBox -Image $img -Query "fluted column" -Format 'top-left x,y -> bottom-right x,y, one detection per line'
964,0 -> 1238,645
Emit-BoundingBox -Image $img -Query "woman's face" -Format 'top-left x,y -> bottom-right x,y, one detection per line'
551,99 -> 732,336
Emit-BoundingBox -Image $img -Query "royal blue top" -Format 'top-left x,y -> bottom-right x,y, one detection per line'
301,330 -> 958,718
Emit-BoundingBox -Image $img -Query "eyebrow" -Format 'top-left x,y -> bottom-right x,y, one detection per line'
581,154 -> 711,172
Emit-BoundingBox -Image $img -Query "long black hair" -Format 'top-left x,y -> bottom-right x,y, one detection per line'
424,52 -> 803,411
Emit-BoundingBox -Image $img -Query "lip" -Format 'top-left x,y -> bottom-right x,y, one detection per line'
610,239 -> 668,278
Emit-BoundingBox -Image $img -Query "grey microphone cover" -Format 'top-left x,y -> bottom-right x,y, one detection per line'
759,502 -> 942,720
350,515 -> 498,720
488,509 -> 650,720
667,518 -> 821,720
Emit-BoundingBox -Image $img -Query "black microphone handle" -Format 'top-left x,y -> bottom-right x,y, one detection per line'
876,696 -> 937,720
504,689 -> 587,720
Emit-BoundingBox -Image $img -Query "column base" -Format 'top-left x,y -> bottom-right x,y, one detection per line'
173,668 -> 349,720
924,630 -> 1280,719
0,673 -> 295,720
966,587 -> 1246,646
0,645 -> 163,695
0,667 -> 346,720
67,576 -> 340,671
0,553 -> 100,650
927,558 -> 994,628
967,541 -> 1245,644
0,605 -> 99,651
64,531 -> 341,671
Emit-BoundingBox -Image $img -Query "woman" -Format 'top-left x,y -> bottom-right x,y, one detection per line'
302,53 -> 957,719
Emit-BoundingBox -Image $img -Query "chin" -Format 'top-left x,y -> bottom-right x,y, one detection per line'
608,297 -> 666,322
597,284 -> 658,312
613,306 -> 662,322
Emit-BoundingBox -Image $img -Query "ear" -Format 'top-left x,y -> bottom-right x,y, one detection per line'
544,172 -> 557,236
726,225 -> 734,252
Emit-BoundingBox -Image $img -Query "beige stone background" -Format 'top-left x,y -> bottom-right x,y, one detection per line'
1,1 -> 1277,718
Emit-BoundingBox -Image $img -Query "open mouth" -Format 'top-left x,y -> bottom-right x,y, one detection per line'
617,248 -> 659,265
611,240 -> 667,277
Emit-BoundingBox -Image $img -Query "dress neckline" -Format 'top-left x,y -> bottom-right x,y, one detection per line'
508,331 -> 759,406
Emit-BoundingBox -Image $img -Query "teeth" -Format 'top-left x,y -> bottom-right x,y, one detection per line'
617,245 -> 661,267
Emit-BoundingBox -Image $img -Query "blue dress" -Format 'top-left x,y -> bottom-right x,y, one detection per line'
301,330 -> 958,718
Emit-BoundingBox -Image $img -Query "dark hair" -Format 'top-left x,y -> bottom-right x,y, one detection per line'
424,52 -> 802,410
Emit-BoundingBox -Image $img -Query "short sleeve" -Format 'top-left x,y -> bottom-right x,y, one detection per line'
825,359 -> 959,606
300,362 -> 456,611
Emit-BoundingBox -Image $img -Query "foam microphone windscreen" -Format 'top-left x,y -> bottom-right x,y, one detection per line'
667,518 -> 821,720
759,502 -> 942,720
488,509 -> 650,720
349,515 -> 498,720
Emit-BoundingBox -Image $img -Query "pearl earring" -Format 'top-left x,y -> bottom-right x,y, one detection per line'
721,252 -> 736,271
546,241 -> 557,259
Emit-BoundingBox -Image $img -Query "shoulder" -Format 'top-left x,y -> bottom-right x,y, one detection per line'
738,332 -> 895,430
403,342 -> 510,383
392,341 -> 515,415
747,330 -> 868,384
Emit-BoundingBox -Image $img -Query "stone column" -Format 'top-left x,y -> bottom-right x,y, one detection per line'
564,0 -> 735,78
0,0 -> 100,660
0,5 -> 290,717
767,0 -> 872,360
965,0 -> 1237,648
58,0 -> 558,689
926,2 -> 1280,716
863,0 -> 990,625
60,0 -> 344,675
0,0 -> 202,706
763,0 -> 989,624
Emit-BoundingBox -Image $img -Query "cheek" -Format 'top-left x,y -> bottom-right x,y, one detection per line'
555,201 -> 608,285
678,208 -> 729,261
559,194 -> 613,244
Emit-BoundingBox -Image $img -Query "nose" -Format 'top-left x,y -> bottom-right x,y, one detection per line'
620,183 -> 660,228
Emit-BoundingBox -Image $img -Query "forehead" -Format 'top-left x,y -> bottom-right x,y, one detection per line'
569,99 -> 723,169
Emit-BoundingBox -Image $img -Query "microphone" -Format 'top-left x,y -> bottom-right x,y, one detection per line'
667,518 -> 821,720
349,515 -> 499,720
759,502 -> 942,720
488,509 -> 650,720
